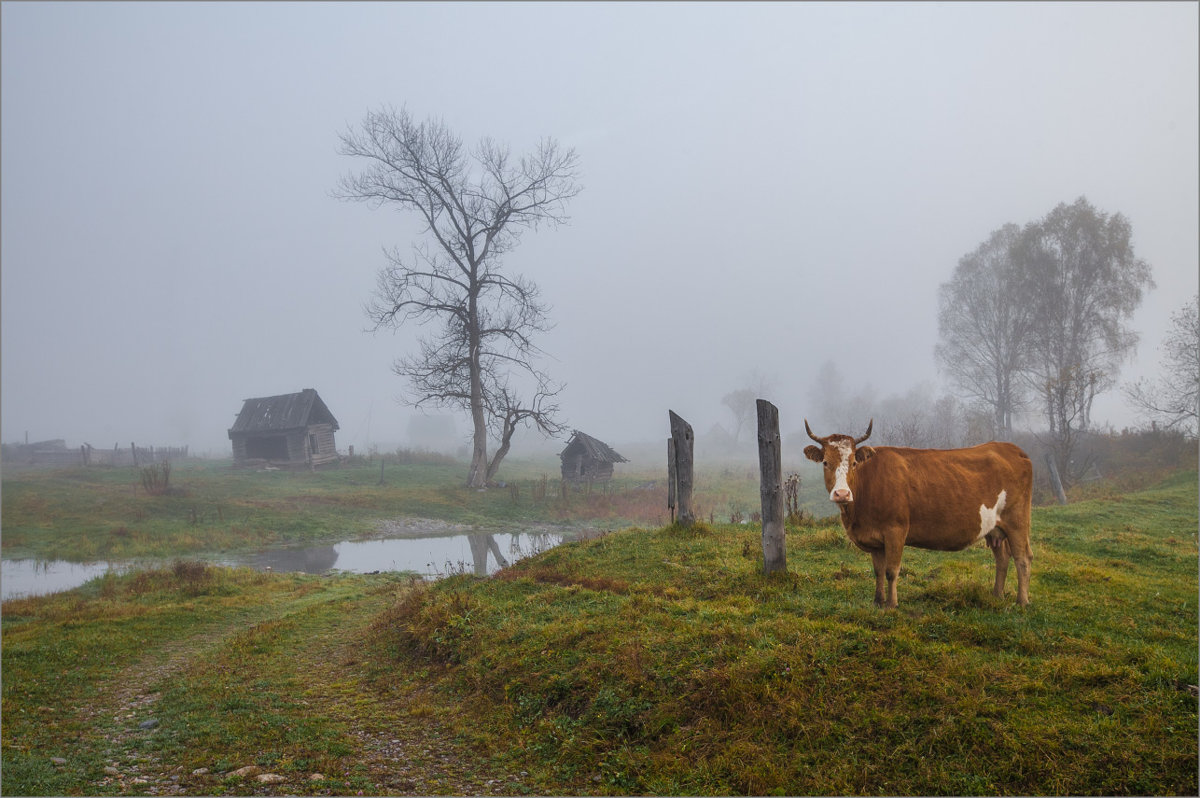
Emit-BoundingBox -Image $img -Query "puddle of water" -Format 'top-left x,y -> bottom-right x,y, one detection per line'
241,531 -> 562,578
1,559 -> 131,601
1,530 -> 570,601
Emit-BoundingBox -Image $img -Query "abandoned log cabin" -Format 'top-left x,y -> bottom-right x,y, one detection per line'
228,389 -> 339,467
560,430 -> 628,482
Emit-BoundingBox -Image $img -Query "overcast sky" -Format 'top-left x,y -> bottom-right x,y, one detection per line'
3,1 -> 1197,459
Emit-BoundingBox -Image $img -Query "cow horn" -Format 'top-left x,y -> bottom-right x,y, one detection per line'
855,419 -> 874,445
804,419 -> 823,443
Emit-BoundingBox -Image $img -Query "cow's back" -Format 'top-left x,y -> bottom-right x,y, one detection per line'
854,442 -> 1032,552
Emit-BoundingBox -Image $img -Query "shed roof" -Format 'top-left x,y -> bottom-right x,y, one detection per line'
229,389 -> 339,435
560,430 -> 628,463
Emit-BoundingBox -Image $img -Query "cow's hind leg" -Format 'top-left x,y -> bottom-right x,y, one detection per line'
1013,543 -> 1032,606
1000,510 -> 1033,607
986,529 -> 1011,599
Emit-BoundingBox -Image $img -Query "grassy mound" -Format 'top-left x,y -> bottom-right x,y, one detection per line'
373,473 -> 1199,795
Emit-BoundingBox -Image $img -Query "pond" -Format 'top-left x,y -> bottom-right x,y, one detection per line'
1,524 -> 583,601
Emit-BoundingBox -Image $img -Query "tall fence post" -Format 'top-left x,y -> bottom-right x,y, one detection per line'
667,437 -> 677,524
757,399 -> 786,574
668,410 -> 695,527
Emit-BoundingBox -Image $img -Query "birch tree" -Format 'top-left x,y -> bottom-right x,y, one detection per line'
1019,197 -> 1154,482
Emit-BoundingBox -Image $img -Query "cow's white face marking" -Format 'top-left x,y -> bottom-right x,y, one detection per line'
977,489 -> 1007,539
829,440 -> 855,503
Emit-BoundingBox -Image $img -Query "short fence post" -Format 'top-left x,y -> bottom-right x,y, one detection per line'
757,399 -> 786,574
667,438 -> 677,523
668,410 -> 695,527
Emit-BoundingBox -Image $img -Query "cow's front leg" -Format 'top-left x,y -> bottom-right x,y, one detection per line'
882,536 -> 904,608
869,549 -> 887,606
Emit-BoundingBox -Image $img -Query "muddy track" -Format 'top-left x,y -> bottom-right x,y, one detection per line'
76,590 -> 524,796
82,621 -> 254,794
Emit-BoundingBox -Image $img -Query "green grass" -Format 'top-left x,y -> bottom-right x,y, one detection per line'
373,471 -> 1199,795
2,471 -> 1195,795
0,458 -> 831,562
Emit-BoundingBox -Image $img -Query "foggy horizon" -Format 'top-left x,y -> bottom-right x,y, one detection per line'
3,2 -> 1197,463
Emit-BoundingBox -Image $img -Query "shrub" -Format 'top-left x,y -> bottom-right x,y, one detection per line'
140,461 -> 171,495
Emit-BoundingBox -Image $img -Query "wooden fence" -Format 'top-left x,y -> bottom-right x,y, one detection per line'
668,404 -> 787,575
4,441 -> 189,468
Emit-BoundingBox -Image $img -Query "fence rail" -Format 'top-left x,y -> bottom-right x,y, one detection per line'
3,442 -> 189,468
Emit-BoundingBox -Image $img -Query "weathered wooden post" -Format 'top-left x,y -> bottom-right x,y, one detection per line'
667,438 -> 677,523
757,399 -> 786,574
668,410 -> 695,527
1044,452 -> 1068,505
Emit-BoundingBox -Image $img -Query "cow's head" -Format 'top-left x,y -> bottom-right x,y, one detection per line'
803,419 -> 875,505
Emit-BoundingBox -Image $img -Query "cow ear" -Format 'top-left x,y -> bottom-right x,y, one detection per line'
855,446 -> 875,463
804,445 -> 823,463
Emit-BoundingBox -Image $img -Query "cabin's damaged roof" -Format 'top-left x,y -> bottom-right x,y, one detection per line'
229,389 -> 339,434
560,430 -> 628,463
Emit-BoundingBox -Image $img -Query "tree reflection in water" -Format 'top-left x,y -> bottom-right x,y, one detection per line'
3,529 -> 585,599
250,545 -> 339,575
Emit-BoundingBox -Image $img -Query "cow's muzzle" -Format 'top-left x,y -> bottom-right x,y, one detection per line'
830,488 -> 853,504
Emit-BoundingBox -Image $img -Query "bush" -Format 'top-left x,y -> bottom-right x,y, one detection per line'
140,461 -> 171,495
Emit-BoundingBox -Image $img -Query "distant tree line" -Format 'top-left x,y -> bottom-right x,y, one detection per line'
1123,293 -> 1199,438
797,365 -> 987,452
935,196 -> 1156,485
729,196 -> 1185,490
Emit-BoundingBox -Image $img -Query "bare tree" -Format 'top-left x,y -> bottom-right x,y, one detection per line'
1019,197 -> 1154,483
1124,294 -> 1199,437
721,389 -> 756,446
721,371 -> 774,445
336,107 -> 581,486
805,360 -> 875,435
935,223 -> 1034,440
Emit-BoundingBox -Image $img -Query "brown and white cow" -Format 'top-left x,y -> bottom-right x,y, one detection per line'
804,419 -> 1033,608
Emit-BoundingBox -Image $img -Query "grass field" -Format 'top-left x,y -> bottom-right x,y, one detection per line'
0,456 -> 830,563
2,470 -> 1195,795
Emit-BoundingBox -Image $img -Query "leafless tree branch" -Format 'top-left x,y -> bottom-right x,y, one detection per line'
337,106 -> 581,486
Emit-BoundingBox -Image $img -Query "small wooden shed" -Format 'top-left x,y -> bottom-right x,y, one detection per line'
559,430 -> 628,482
228,389 -> 340,467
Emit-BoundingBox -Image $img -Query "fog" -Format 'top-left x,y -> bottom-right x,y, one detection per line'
3,2 -> 1197,462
